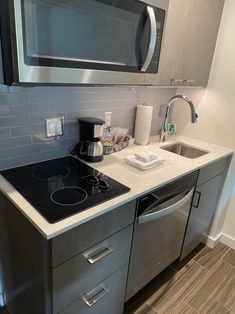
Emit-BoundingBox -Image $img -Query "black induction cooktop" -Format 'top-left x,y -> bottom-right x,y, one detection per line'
1,156 -> 130,223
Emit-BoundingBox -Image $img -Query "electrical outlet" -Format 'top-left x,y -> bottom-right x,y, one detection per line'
45,116 -> 64,137
159,104 -> 167,117
104,111 -> 112,128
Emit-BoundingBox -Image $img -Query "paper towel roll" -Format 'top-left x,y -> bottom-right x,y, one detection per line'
134,104 -> 153,145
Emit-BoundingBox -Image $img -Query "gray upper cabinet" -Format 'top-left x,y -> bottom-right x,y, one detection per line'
158,0 -> 225,86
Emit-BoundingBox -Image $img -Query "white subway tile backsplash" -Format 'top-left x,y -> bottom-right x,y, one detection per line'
14,142 -> 59,157
65,127 -> 78,138
13,144 -> 48,157
0,104 -> 49,116
66,112 -> 81,121
0,115 -> 30,127
11,124 -> 45,136
29,103 -> 50,113
0,127 -> 11,138
82,100 -> 136,111
31,112 -> 66,124
0,155 -> 34,170
0,85 -> 9,93
0,93 -> 29,105
0,84 -> 176,170
8,86 -> 49,93
0,136 -> 32,150
32,147 -> 68,163
30,92 -> 67,104
50,102 -> 82,113
0,105 -> 11,116
68,90 -> 135,104
0,148 -> 12,160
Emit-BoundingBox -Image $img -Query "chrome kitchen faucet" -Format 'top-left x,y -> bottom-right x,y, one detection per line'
160,95 -> 198,142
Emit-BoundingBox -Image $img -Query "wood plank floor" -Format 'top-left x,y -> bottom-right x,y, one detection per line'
124,243 -> 235,314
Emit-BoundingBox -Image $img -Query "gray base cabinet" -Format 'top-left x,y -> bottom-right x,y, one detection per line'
53,226 -> 133,313
0,194 -> 136,314
181,158 -> 228,259
0,157 -> 231,312
60,265 -> 128,314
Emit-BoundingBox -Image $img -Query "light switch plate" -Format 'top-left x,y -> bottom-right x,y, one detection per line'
104,111 -> 112,128
45,116 -> 64,138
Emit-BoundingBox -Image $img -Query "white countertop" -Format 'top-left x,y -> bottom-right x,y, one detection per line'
0,135 -> 233,239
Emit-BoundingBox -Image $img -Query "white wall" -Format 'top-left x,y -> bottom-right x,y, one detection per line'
172,0 -> 235,246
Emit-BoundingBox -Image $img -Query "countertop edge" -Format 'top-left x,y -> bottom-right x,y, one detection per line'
0,136 -> 233,240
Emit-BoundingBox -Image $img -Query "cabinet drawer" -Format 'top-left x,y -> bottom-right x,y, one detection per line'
197,158 -> 226,186
53,226 -> 133,313
59,265 -> 128,314
51,200 -> 136,267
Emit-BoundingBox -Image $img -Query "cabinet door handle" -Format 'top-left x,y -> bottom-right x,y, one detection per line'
84,246 -> 114,265
193,191 -> 201,208
82,285 -> 110,307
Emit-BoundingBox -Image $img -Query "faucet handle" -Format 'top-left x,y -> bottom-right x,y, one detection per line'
160,129 -> 168,142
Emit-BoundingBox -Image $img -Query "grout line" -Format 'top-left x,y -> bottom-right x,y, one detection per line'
221,247 -> 231,260
217,301 -> 234,313
186,302 -> 200,313
148,304 -> 158,313
192,259 -> 208,272
222,259 -> 235,270
192,244 -> 231,267
192,246 -> 210,260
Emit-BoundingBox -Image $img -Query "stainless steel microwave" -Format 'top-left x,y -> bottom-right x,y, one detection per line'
0,0 -> 168,85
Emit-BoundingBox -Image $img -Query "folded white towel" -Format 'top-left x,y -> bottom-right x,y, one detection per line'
125,154 -> 165,170
134,151 -> 159,163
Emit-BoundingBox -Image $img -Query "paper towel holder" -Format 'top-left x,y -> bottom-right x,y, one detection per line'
134,103 -> 153,145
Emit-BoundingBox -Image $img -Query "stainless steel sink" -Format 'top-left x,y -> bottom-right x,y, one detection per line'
160,142 -> 209,159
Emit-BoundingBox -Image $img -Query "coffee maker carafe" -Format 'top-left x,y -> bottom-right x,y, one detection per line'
72,117 -> 105,162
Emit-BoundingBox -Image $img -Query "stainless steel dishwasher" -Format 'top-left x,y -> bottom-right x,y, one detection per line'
126,171 -> 198,301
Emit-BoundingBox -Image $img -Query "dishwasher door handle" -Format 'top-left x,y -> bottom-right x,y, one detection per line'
137,188 -> 194,224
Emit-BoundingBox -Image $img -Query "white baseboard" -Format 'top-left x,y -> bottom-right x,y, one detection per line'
201,232 -> 235,249
220,233 -> 235,250
202,233 -> 222,249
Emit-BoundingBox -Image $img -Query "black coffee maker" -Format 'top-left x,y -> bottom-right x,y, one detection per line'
71,117 -> 105,162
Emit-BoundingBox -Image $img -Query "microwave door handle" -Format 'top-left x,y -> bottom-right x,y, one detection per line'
137,188 -> 194,224
141,6 -> 157,72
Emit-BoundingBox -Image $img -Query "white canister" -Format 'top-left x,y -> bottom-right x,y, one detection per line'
134,104 -> 153,145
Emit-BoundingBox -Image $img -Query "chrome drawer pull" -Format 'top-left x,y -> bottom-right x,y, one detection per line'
82,285 -> 110,307
87,246 -> 114,264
